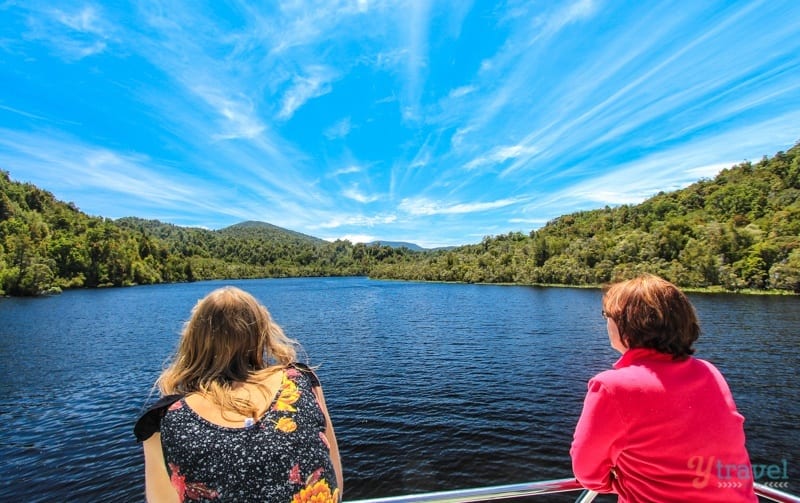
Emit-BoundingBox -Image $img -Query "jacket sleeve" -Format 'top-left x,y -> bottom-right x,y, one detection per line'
570,378 -> 626,493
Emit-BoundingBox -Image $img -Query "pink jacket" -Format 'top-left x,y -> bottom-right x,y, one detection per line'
571,348 -> 757,502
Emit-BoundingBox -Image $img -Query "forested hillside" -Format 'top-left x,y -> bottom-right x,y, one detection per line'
372,142 -> 800,292
1,142 -> 798,296
0,179 -> 411,296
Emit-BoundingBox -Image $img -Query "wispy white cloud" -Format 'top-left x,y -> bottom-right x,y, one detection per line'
264,1 -> 375,55
0,104 -> 69,123
509,217 -> 549,226
399,196 -> 522,216
54,6 -> 107,34
373,49 -> 408,71
684,162 -> 735,180
457,0 -> 602,140
329,233 -> 376,244
375,93 -> 398,105
449,85 -> 477,99
330,165 -> 362,177
0,128 -> 339,232
410,151 -> 430,169
277,66 -> 338,120
98,6 -> 335,213
191,86 -> 266,141
401,1 -> 431,123
132,82 -> 322,209
520,112 -> 800,218
471,1 -> 789,186
465,144 -> 539,171
342,184 -> 380,203
24,5 -> 114,61
450,126 -> 474,151
324,117 -> 352,139
313,213 -> 397,229
0,129 -> 225,216
540,0 -> 598,38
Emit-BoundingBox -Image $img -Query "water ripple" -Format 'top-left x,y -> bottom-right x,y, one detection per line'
0,278 -> 797,501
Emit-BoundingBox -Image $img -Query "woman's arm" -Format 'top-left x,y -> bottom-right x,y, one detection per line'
142,433 -> 180,503
313,385 -> 344,498
570,379 -> 625,493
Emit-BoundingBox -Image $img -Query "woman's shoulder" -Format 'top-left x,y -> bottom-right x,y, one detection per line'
588,368 -> 623,389
689,357 -> 734,387
590,362 -> 659,391
691,356 -> 722,372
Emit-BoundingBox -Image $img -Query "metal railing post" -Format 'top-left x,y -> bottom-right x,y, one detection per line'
574,489 -> 599,503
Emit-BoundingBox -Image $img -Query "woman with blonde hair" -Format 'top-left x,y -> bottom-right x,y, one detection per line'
571,274 -> 756,502
135,286 -> 342,503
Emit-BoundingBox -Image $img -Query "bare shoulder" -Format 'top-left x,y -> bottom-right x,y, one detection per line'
184,369 -> 286,426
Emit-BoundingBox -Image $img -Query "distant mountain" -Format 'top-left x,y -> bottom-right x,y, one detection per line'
367,240 -> 425,251
218,221 -> 326,246
115,217 -> 210,237
116,218 -> 328,247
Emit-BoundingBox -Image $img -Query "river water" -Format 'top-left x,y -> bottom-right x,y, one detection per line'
0,277 -> 797,501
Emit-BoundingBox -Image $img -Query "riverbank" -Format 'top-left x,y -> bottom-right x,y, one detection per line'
2,274 -> 797,298
373,277 -> 798,296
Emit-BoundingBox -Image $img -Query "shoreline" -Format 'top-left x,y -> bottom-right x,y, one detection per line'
368,277 -> 798,296
3,275 -> 797,298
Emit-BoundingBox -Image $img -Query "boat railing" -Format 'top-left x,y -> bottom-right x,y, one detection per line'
346,477 -> 800,503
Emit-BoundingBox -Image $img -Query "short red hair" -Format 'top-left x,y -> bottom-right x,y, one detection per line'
602,274 -> 699,359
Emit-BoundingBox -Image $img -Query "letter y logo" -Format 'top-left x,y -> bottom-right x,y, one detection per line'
688,455 -> 715,489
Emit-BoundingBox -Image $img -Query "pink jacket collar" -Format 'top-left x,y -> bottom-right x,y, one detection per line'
613,347 -> 675,369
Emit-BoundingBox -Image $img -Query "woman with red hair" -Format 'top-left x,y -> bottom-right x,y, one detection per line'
571,274 -> 757,502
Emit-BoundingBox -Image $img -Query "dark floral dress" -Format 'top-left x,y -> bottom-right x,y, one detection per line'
158,365 -> 338,503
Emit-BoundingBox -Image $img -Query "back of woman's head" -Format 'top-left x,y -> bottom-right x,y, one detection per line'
159,287 -> 297,395
602,274 -> 699,359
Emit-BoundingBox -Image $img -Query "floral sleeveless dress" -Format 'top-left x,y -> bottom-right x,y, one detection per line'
159,365 -> 339,503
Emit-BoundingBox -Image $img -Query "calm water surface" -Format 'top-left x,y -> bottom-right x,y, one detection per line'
0,277 -> 797,501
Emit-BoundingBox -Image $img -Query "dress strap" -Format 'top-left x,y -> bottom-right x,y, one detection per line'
289,362 -> 322,387
133,393 -> 183,442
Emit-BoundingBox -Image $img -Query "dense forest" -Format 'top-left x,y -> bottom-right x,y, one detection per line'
371,142 -> 800,292
0,184 -> 413,296
1,141 -> 798,296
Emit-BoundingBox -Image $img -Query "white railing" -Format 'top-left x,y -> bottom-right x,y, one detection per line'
346,477 -> 800,503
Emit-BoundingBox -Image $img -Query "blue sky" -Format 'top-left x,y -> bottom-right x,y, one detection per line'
1,1 -> 799,248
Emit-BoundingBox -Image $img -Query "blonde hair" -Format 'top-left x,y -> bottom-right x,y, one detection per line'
157,286 -> 299,417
